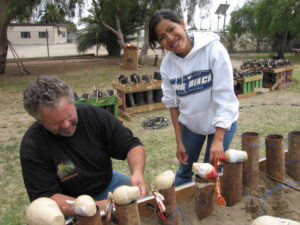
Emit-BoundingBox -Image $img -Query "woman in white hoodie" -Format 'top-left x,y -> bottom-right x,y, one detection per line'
149,9 -> 239,186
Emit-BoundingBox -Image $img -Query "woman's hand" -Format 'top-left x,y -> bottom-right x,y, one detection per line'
176,143 -> 188,165
209,127 -> 226,163
209,139 -> 224,163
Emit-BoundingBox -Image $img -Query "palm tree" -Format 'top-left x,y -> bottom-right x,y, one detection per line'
76,20 -> 121,56
39,3 -> 66,24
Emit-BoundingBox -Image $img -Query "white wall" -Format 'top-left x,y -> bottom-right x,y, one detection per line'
8,25 -> 67,45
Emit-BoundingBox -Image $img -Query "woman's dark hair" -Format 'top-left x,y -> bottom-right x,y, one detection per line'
149,9 -> 181,50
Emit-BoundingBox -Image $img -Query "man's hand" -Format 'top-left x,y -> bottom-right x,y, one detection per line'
127,145 -> 147,196
176,143 -> 188,165
130,173 -> 147,196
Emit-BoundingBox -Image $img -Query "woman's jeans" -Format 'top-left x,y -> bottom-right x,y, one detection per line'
175,121 -> 237,186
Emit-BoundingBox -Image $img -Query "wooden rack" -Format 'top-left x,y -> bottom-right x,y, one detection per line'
235,73 -> 263,99
112,80 -> 165,117
240,65 -> 298,91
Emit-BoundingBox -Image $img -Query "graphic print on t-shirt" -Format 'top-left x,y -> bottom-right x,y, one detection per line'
170,70 -> 213,97
57,160 -> 79,182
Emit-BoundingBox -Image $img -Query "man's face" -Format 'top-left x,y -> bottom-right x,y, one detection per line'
39,97 -> 78,137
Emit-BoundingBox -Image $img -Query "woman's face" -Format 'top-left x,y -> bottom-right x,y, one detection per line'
155,19 -> 192,57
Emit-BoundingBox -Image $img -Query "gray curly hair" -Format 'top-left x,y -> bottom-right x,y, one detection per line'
23,75 -> 75,120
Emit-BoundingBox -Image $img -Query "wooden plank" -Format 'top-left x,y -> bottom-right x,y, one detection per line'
262,65 -> 296,73
244,75 -> 263,82
241,65 -> 297,73
116,95 -> 123,106
237,92 -> 257,99
118,109 -> 132,121
124,102 -> 165,114
112,80 -> 162,92
254,88 -> 270,93
271,76 -> 284,91
137,182 -> 196,217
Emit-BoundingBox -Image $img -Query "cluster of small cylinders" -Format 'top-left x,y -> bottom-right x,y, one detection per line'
118,72 -> 163,107
242,58 -> 291,69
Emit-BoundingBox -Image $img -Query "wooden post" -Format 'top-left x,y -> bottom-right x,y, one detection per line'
154,54 -> 158,67
75,207 -> 103,225
114,201 -> 141,225
158,186 -> 178,225
265,134 -> 285,181
287,131 -> 300,180
242,132 -> 260,194
194,175 -> 214,220
46,29 -> 49,58
221,162 -> 243,207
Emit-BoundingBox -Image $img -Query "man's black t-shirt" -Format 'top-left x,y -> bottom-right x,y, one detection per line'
20,104 -> 142,201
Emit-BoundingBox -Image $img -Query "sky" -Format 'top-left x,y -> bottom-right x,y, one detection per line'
193,0 -> 246,31
75,0 -> 246,31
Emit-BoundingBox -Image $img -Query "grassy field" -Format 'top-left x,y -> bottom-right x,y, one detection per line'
0,55 -> 300,224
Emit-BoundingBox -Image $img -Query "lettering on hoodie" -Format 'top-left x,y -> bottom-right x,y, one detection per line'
170,70 -> 213,97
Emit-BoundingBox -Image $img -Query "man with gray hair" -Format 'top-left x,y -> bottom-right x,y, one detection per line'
20,75 -> 146,216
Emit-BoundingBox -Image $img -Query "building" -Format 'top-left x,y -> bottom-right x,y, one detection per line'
8,24 -> 67,45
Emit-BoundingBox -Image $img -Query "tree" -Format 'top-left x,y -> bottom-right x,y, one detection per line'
39,3 -> 66,24
88,0 -> 144,50
38,3 -> 77,32
255,0 -> 300,57
229,0 -> 300,57
229,1 -> 265,52
220,26 -> 238,53
76,17 -> 122,56
184,0 -> 212,29
0,0 -> 84,75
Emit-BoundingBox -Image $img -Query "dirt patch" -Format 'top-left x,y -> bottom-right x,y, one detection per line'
4,57 -> 120,76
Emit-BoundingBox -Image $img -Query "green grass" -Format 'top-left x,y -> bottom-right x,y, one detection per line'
0,55 -> 300,224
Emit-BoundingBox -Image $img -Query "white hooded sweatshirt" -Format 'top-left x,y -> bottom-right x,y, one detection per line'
160,31 -> 239,135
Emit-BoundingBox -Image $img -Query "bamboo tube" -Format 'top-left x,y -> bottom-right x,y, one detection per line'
75,206 -> 102,225
194,175 -> 215,220
221,162 -> 243,207
242,132 -> 260,194
114,201 -> 141,225
158,186 -> 178,225
265,134 -> 285,181
287,131 -> 300,180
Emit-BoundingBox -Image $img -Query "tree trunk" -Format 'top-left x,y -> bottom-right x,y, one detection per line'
256,38 -> 261,53
276,32 -> 288,58
0,0 -> 9,75
138,20 -> 149,65
100,16 -> 125,48
107,41 -> 121,56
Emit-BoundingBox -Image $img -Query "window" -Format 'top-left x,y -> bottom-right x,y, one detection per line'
21,32 -> 31,39
39,32 -> 48,38
58,29 -> 66,37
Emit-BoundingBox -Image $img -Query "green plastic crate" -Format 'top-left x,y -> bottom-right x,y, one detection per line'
75,95 -> 118,117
